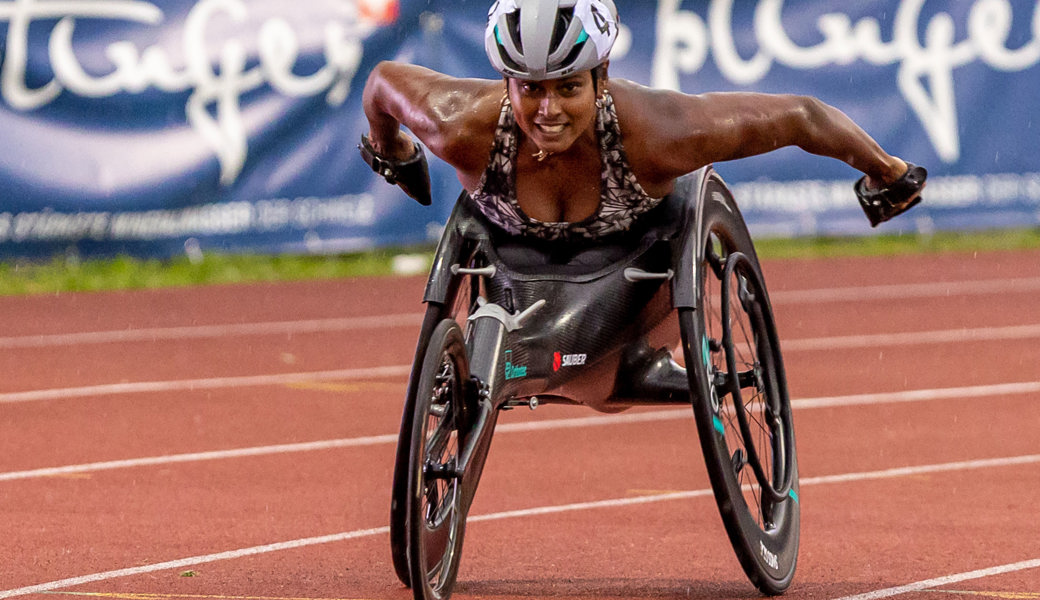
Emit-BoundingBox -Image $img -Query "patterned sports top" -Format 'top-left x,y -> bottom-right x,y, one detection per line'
469,89 -> 663,241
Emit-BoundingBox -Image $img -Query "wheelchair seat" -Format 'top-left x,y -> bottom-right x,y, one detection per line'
424,169 -> 706,305
455,179 -> 688,277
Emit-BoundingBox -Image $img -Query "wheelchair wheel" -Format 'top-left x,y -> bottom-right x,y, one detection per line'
406,319 -> 469,600
390,252 -> 484,587
679,185 -> 800,595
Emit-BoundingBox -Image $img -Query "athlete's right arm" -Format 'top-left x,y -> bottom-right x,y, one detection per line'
362,62 -> 501,175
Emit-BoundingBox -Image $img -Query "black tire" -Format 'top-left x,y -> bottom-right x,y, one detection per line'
390,304 -> 442,587
407,319 -> 469,600
390,254 -> 483,587
679,184 -> 800,595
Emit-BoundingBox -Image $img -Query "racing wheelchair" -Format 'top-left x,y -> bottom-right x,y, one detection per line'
389,166 -> 800,599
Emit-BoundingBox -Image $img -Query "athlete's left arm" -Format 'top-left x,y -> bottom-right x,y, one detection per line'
630,87 -> 908,188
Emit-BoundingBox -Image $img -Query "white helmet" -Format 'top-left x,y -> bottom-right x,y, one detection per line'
485,0 -> 619,81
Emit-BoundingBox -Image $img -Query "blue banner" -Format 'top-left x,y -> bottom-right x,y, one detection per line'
1,0 -> 1038,259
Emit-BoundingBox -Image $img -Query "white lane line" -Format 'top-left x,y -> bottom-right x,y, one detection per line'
782,324 -> 1040,351
770,276 -> 1040,304
0,526 -> 390,600
0,409 -> 691,481
0,313 -> 424,349
831,558 -> 1040,600
0,365 -> 412,404
0,435 -> 397,482
2,453 -> 1038,600
802,454 -> 1040,485
6,320 -> 1040,404
3,381 -> 1038,482
790,381 -> 1040,409
3,276 -> 1038,350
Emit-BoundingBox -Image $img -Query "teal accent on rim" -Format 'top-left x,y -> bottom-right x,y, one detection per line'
712,415 -> 724,435
788,489 -> 799,503
701,336 -> 710,366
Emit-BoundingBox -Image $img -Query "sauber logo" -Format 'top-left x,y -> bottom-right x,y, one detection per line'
552,352 -> 587,372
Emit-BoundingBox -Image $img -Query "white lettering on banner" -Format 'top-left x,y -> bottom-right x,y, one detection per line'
0,0 -> 368,184
0,194 -> 377,243
653,0 -> 1040,164
731,171 -> 1040,211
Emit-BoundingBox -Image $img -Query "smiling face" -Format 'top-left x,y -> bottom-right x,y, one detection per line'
507,70 -> 599,156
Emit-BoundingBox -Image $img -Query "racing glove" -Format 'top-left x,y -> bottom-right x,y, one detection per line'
855,163 -> 927,227
358,134 -> 432,206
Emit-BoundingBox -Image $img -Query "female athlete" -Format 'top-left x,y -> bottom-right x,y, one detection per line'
359,0 -> 926,238
365,4 -> 927,598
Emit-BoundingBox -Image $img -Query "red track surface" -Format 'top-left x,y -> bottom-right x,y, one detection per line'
2,249 -> 1039,600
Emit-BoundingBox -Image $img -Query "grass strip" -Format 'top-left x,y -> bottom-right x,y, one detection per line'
753,227 -> 1040,259
0,228 -> 1037,297
0,250 -> 408,296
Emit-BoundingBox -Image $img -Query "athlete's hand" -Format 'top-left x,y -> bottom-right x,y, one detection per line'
359,134 -> 433,206
855,162 -> 927,227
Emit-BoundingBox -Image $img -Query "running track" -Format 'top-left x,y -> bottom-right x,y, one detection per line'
2,249 -> 1039,600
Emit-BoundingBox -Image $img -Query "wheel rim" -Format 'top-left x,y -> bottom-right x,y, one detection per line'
702,234 -> 795,532
419,349 -> 463,594
719,252 -> 794,507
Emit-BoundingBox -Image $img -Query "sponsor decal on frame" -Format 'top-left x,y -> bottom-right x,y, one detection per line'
504,350 -> 527,380
552,351 -> 587,372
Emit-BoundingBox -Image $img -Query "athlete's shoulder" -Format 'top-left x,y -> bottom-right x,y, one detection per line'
372,63 -> 500,108
608,80 -> 698,148
607,79 -> 717,190
608,79 -> 697,136
434,79 -> 504,166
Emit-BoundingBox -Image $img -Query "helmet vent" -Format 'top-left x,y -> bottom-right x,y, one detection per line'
549,7 -> 575,53
559,38 -> 587,72
505,11 -> 523,53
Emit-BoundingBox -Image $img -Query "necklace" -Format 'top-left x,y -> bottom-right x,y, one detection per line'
532,148 -> 554,162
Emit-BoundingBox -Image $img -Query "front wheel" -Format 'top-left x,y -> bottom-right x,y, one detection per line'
679,179 -> 799,595
407,319 -> 470,600
391,251 -> 484,587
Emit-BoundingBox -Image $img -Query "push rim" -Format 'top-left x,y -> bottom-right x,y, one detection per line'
408,320 -> 469,600
718,251 -> 795,505
419,352 -> 463,594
